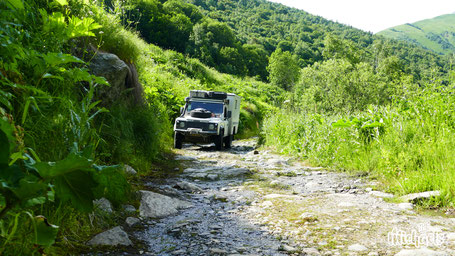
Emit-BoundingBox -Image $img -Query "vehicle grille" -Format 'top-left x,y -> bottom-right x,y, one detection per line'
187,122 -> 210,130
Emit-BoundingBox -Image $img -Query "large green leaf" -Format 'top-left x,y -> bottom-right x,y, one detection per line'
11,176 -> 47,201
0,118 -> 15,156
0,164 -> 24,188
332,119 -> 353,128
54,0 -> 68,6
5,0 -> 24,10
54,170 -> 96,212
33,152 -> 92,179
43,53 -> 84,67
34,216 -> 59,246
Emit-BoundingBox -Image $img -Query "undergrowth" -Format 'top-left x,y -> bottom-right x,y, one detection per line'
263,80 -> 455,207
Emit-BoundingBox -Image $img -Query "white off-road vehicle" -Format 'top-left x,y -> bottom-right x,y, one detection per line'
174,90 -> 241,150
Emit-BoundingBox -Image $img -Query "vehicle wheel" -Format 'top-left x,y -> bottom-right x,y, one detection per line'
224,134 -> 232,149
214,130 -> 224,150
174,132 -> 183,149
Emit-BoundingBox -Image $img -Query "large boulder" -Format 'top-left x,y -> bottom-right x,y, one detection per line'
87,226 -> 132,246
89,52 -> 129,103
139,190 -> 192,218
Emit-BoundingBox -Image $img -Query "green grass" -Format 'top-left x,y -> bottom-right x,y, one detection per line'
377,14 -> 455,54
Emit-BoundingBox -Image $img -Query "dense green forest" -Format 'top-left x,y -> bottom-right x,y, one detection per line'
1,0 -> 455,254
378,13 -> 455,55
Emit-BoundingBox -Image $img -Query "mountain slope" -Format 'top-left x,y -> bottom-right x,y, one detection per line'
377,13 -> 455,55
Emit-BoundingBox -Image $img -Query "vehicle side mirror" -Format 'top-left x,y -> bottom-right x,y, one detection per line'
227,111 -> 232,118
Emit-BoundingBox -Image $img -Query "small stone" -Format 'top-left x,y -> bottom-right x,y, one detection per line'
124,164 -> 137,175
175,181 -> 203,192
207,174 -> 219,180
301,248 -> 320,255
139,190 -> 192,218
209,224 -> 222,230
398,203 -> 414,210
209,248 -> 228,255
213,195 -> 228,202
172,249 -> 187,255
365,187 -> 373,192
253,150 -> 259,155
236,247 -> 247,253
299,213 -> 317,222
175,155 -> 197,161
368,252 -> 379,256
122,204 -> 136,213
125,217 -> 140,227
93,197 -> 113,213
87,226 -> 132,246
395,248 -> 449,256
279,244 -> 298,253
348,244 -> 367,252
270,180 -> 282,186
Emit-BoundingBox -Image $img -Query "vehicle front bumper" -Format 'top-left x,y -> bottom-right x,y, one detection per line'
175,128 -> 218,136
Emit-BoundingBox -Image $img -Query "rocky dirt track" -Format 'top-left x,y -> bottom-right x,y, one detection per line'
129,139 -> 455,256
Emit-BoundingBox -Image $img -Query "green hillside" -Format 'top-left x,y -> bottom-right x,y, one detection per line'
377,13 -> 455,55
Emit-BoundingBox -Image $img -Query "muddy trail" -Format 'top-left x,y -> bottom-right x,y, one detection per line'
126,139 -> 455,256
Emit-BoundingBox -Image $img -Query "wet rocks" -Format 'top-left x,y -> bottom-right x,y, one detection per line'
209,248 -> 228,255
87,226 -> 132,246
224,168 -> 251,178
125,217 -> 141,228
139,190 -> 192,218
183,166 -> 251,180
175,181 -> 203,192
278,244 -> 298,253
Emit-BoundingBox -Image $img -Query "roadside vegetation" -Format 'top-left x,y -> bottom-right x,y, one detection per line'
1,0 -> 455,254
263,58 -> 455,207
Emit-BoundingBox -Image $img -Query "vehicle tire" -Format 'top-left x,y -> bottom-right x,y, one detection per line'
224,134 -> 232,149
174,132 -> 183,149
214,129 -> 224,150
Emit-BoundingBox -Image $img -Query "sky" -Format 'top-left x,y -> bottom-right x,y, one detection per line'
268,0 -> 455,33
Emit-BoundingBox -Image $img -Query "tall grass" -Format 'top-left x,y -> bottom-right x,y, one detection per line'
263,83 -> 455,207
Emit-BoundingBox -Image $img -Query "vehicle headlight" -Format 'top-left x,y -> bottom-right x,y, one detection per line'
178,121 -> 185,128
208,123 -> 217,130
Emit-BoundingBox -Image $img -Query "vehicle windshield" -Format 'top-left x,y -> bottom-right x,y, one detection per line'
187,101 -> 224,116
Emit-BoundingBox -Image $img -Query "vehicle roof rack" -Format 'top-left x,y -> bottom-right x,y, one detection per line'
189,90 -> 227,100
